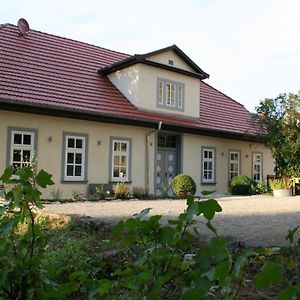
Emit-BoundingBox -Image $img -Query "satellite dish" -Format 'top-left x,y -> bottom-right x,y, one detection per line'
17,18 -> 30,36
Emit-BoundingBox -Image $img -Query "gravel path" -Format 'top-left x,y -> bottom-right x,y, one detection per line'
42,195 -> 300,247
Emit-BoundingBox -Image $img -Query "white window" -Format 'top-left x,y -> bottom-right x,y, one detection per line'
178,85 -> 183,108
111,139 -> 131,181
10,130 -> 35,169
63,134 -> 87,181
157,78 -> 184,111
166,83 -> 176,107
202,147 -> 216,183
229,151 -> 240,180
253,152 -> 263,182
158,80 -> 164,104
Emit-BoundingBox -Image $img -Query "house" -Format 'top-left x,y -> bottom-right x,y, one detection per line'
0,20 -> 274,198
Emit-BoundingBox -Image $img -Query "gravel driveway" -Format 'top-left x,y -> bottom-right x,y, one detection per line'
42,195 -> 300,247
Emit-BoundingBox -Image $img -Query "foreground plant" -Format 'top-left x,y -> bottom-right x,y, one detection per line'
0,164 -> 54,298
99,192 -> 253,299
1,165 -> 300,299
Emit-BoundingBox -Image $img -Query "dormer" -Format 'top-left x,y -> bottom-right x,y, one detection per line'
98,45 -> 209,119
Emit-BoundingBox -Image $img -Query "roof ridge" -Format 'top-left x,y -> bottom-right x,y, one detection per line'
201,81 -> 247,110
1,23 -> 130,58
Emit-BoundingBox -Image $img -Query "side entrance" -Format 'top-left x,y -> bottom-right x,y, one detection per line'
155,133 -> 181,196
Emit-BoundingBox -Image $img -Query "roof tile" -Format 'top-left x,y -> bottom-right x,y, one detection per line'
0,24 -> 257,136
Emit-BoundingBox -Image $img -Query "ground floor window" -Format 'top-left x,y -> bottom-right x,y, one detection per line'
8,127 -> 37,169
229,150 -> 240,180
62,133 -> 88,181
252,152 -> 263,182
201,147 -> 216,183
110,137 -> 132,182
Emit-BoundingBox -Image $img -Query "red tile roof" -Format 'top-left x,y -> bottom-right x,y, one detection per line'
0,24 -> 258,139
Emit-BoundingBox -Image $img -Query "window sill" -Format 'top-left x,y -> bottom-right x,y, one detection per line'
109,180 -> 132,184
201,182 -> 217,186
61,180 -> 88,184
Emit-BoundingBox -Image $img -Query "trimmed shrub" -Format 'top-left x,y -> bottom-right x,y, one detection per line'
228,175 -> 252,195
114,182 -> 130,199
251,181 -> 270,195
172,174 -> 196,198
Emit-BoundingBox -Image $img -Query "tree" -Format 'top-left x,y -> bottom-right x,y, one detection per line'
254,91 -> 300,177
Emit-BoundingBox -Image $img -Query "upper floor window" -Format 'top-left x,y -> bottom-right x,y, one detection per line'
8,127 -> 37,169
157,78 -> 184,111
229,150 -> 241,180
201,147 -> 216,184
252,152 -> 263,182
62,132 -> 88,182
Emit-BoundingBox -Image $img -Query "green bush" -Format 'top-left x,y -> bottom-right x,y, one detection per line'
171,173 -> 196,198
228,175 -> 252,195
114,182 -> 130,199
251,181 -> 270,195
132,187 -> 149,200
94,185 -> 107,200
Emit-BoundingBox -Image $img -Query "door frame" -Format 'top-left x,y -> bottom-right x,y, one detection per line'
154,131 -> 182,196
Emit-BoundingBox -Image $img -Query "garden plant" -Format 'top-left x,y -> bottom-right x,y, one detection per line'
0,165 -> 300,299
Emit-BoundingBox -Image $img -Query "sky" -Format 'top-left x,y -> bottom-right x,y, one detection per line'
1,0 -> 299,112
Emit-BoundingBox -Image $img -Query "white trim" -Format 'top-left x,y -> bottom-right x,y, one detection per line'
111,139 -> 130,181
252,152 -> 263,182
202,148 -> 215,183
178,85 -> 183,108
157,78 -> 184,111
158,80 -> 164,104
10,130 -> 35,168
229,151 -> 240,179
64,135 -> 86,181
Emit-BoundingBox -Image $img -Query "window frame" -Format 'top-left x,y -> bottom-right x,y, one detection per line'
7,127 -> 38,169
62,132 -> 88,182
201,146 -> 216,184
109,137 -> 132,182
252,152 -> 263,182
228,150 -> 241,180
157,78 -> 184,111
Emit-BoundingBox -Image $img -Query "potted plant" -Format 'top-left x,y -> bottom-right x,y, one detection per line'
270,178 -> 293,197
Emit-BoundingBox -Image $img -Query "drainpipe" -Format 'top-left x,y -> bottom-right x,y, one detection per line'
145,121 -> 162,194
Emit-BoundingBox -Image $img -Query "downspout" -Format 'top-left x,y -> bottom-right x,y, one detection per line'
145,121 -> 162,194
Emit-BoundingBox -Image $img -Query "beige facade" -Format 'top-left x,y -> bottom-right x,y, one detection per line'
145,50 -> 195,72
108,64 -> 200,118
0,109 -> 274,199
182,133 -> 274,195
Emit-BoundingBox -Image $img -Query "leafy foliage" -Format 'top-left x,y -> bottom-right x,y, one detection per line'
94,185 -> 108,200
228,175 -> 252,195
270,178 -> 293,190
132,186 -> 149,200
254,92 -> 300,177
114,182 -> 130,199
0,164 -> 54,299
251,181 -> 270,194
171,174 -> 197,198
1,165 -> 300,299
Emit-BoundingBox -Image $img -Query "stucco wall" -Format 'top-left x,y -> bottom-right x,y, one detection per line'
108,63 -> 200,118
0,110 -> 149,199
145,50 -> 195,72
182,133 -> 274,196
0,110 -> 274,199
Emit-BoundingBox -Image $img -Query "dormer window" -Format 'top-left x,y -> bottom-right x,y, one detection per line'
157,78 -> 184,111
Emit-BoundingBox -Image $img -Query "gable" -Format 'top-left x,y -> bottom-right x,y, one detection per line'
145,50 -> 195,73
